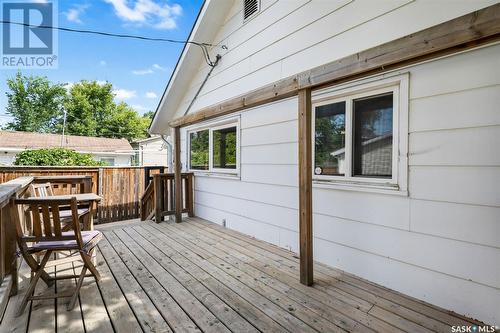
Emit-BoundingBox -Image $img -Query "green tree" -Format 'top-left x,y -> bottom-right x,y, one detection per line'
4,72 -> 66,132
14,148 -> 105,166
63,81 -> 151,141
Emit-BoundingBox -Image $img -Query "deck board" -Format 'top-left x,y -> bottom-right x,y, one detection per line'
0,217 -> 483,333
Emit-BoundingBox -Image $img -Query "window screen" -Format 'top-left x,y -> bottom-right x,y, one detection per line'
314,101 -> 346,176
353,93 -> 393,178
213,126 -> 237,169
189,130 -> 209,170
243,0 -> 259,20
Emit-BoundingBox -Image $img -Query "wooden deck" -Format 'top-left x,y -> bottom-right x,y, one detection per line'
0,217 -> 483,333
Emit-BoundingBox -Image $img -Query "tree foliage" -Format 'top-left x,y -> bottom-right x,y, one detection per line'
14,148 -> 105,166
4,72 -> 66,132
4,73 -> 152,142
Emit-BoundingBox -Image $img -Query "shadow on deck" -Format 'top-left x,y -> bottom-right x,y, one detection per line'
0,217 -> 483,333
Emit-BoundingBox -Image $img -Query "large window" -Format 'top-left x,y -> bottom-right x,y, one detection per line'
188,118 -> 240,175
313,75 -> 408,192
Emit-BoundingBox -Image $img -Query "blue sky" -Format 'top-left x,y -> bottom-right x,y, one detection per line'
0,0 -> 203,126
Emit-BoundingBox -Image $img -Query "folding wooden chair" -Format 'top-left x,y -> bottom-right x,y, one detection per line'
11,197 -> 102,316
30,183 -> 90,230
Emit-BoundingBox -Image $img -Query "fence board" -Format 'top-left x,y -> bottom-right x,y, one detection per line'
0,167 -> 165,224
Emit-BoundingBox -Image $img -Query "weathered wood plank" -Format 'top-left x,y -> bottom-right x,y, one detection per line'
125,226 -> 260,333
98,238 -> 172,333
168,3 -> 500,128
0,259 -> 31,333
55,259 -> 85,333
142,224 -> 317,333
134,225 -> 289,332
94,248 -> 143,333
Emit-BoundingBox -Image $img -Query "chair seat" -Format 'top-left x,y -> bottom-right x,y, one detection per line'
58,208 -> 90,221
28,230 -> 102,253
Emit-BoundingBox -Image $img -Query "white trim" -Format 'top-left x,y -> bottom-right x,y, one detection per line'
312,73 -> 409,195
186,116 -> 241,177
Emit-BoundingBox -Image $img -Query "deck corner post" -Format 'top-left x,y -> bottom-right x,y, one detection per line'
298,88 -> 313,286
174,127 -> 183,223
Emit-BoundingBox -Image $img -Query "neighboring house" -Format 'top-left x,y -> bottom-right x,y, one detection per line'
132,136 -> 168,167
150,0 -> 500,324
0,131 -> 134,166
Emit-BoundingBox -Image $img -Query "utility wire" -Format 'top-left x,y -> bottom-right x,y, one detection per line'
0,20 -> 222,66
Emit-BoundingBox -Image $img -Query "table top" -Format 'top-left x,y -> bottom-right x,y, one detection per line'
26,193 -> 101,202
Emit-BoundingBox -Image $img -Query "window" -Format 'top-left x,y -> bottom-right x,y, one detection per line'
212,126 -> 237,170
243,0 -> 260,21
188,118 -> 240,175
312,74 -> 408,193
189,130 -> 209,170
100,158 -> 115,166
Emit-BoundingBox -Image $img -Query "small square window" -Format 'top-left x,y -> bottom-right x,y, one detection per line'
213,126 -> 237,169
189,130 -> 209,170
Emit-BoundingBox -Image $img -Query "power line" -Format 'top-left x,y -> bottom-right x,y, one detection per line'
0,20 -> 222,66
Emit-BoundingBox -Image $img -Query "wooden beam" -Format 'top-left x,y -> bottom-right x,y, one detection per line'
298,88 -> 313,286
169,3 -> 500,128
174,127 -> 183,223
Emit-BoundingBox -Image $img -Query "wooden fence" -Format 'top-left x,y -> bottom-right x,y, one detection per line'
0,166 -> 165,224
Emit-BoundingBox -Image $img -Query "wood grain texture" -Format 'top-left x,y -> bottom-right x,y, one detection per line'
298,89 -> 313,286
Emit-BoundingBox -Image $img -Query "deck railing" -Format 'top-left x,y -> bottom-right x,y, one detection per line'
0,166 -> 165,223
140,172 -> 194,222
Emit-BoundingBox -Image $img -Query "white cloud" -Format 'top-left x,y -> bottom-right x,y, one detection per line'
145,92 -> 157,98
132,64 -> 168,75
96,80 -> 108,86
64,82 -> 74,91
114,89 -> 137,100
100,60 -> 107,66
104,0 -> 182,30
132,68 -> 154,75
64,4 -> 90,24
152,64 -> 168,71
131,104 -> 150,112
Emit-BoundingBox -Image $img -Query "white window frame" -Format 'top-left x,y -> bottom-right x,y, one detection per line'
312,73 -> 409,195
186,116 -> 240,177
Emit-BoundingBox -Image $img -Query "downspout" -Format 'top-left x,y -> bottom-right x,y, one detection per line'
161,134 -> 173,172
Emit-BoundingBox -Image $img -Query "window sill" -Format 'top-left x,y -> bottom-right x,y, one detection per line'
313,179 -> 408,196
190,171 -> 240,180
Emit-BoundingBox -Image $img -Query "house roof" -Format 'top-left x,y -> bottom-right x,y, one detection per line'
0,131 -> 133,153
149,0 -> 233,135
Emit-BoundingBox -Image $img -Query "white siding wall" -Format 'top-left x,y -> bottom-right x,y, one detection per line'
139,139 -> 168,166
181,45 -> 500,324
173,0 -> 500,324
173,0 -> 498,119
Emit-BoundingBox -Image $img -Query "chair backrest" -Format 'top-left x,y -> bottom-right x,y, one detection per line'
11,197 -> 84,250
30,183 -> 54,197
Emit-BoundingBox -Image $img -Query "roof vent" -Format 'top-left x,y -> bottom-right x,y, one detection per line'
243,0 -> 259,21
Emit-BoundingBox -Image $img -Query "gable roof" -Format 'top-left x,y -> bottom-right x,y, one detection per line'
149,0 -> 233,135
0,131 -> 133,153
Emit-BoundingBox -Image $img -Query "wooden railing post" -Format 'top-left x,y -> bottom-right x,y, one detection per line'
153,175 -> 162,223
1,202 -> 18,295
174,127 -> 183,223
298,88 -> 313,286
186,174 -> 194,217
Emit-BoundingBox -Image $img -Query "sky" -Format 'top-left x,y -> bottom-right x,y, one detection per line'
0,0 -> 204,126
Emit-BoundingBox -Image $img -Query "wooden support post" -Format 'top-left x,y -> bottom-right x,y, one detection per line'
298,88 -> 313,286
174,127 -> 183,223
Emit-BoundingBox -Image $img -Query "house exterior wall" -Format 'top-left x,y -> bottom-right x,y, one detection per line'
181,45 -> 500,324
172,0 -> 500,324
138,139 -> 168,166
0,150 -> 132,166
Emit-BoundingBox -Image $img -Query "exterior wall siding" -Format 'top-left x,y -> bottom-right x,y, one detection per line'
180,44 -> 500,324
